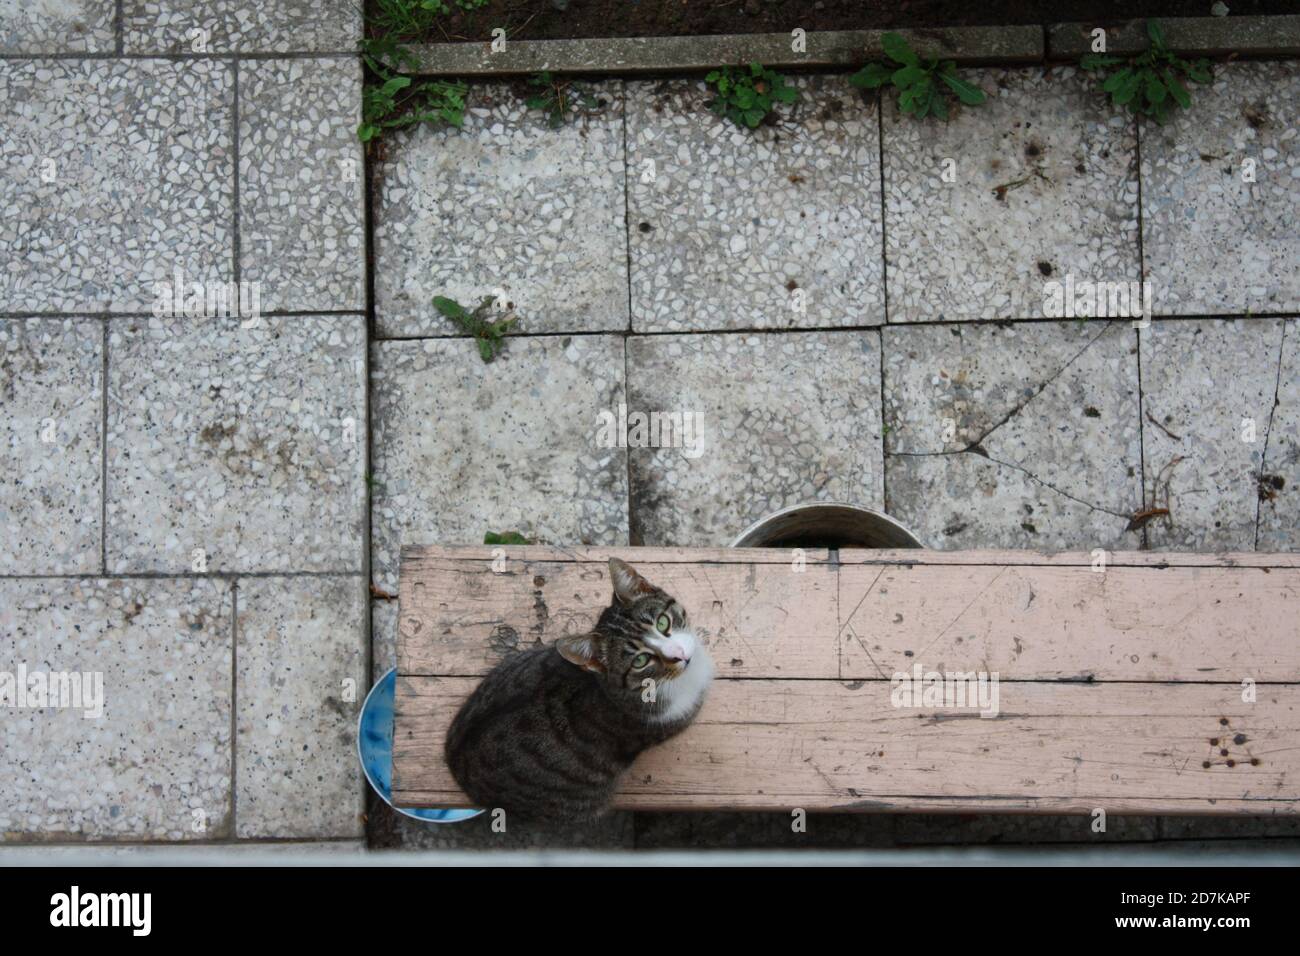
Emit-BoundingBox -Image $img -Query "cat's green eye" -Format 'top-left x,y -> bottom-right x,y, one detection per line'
631,652 -> 653,669
655,613 -> 670,635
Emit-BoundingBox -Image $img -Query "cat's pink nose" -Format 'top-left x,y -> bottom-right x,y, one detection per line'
664,642 -> 690,663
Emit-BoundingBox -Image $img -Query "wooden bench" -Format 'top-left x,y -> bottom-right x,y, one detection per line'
392,545 -> 1300,815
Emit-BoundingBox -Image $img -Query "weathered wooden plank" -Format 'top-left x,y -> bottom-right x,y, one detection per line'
398,555 -> 839,680
837,548 -> 1300,569
403,543 -> 1300,569
839,563 -> 1300,683
394,545 -> 1300,814
392,677 -> 1300,814
401,544 -> 833,565
398,547 -> 1300,682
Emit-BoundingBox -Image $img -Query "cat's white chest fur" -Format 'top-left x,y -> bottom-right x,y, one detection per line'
654,643 -> 714,723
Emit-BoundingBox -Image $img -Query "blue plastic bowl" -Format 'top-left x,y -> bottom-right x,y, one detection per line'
357,667 -> 483,823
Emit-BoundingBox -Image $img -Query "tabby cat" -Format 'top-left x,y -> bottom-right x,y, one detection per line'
445,558 -> 714,823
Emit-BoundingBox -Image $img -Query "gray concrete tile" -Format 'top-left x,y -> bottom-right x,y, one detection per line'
1160,815 -> 1300,841
884,321 -> 1142,549
238,58 -> 365,313
368,799 -> 634,850
883,67 -> 1140,323
0,0 -> 115,52
370,335 -> 629,593
627,75 -> 884,332
1141,61 -> 1300,316
0,577 -> 232,841
0,318 -> 102,575
106,316 -> 366,573
0,58 -> 234,313
627,331 -> 883,546
1257,320 -> 1297,551
633,811 -> 1158,849
370,596 -> 398,683
235,575 -> 366,839
123,0 -> 360,53
1140,318 -> 1287,550
374,82 -> 628,338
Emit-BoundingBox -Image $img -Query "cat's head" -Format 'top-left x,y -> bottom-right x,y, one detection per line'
555,558 -> 702,697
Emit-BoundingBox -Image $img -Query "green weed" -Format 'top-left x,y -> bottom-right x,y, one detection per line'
849,32 -> 986,119
704,63 -> 799,128
433,295 -> 519,362
524,72 -> 607,128
1080,20 -> 1212,124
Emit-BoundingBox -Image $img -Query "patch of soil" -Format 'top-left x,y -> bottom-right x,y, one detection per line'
384,1 -> 1294,44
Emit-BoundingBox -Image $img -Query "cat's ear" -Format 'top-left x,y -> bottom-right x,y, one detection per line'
556,632 -> 606,674
609,557 -> 656,606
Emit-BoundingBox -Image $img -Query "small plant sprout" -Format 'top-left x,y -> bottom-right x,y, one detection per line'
849,32 -> 986,119
483,531 -> 531,545
433,295 -> 519,362
370,0 -> 488,35
359,37 -> 468,143
524,72 -> 606,128
704,63 -> 800,128
1080,19 -> 1212,124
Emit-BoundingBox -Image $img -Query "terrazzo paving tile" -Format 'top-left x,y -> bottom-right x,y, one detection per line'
627,76 -> 884,332
626,331 -> 883,547
0,841 -> 367,858
123,0 -> 360,53
1257,321 -> 1297,551
1141,62 -> 1300,316
0,0 -> 115,52
633,812 -> 1157,849
368,800 -> 634,851
106,316 -> 366,574
374,82 -> 627,338
235,576 -> 366,839
883,67 -> 1140,323
371,596 -> 398,682
238,58 -> 365,313
370,334 -> 629,598
883,321 -> 1142,550
1159,816 -> 1300,841
0,59 -> 234,313
0,577 -> 232,841
0,318 -> 102,575
1139,319 -> 1287,551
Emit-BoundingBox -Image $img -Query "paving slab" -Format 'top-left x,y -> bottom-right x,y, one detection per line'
1160,815 -> 1300,841
1139,318 -> 1287,551
0,58 -> 234,314
368,800 -> 634,851
884,321 -> 1142,550
1051,16 -> 1300,60
238,58 -> 365,313
626,331 -> 883,546
371,596 -> 398,682
123,0 -> 360,54
369,334 -> 629,597
1257,320 -> 1297,551
627,75 -> 884,332
235,575 -> 365,839
374,82 -> 628,338
106,316 -> 366,574
883,67 -> 1140,323
0,841 -> 367,858
0,318 -> 102,575
0,577 -> 232,841
634,811 -> 1158,849
410,26 -> 1044,75
0,0 -> 115,52
1141,61 -> 1300,317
